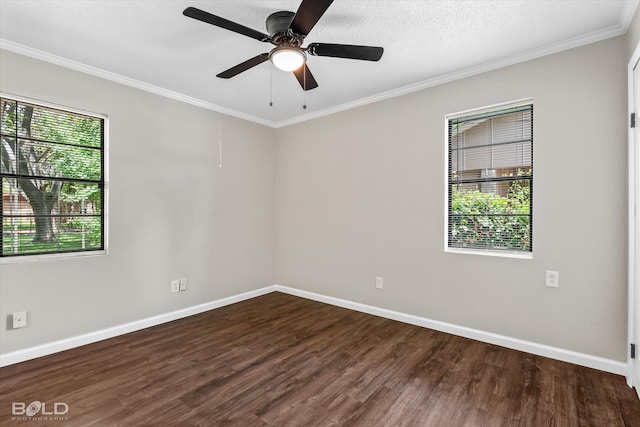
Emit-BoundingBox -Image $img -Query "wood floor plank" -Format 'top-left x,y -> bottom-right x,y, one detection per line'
1,292 -> 638,426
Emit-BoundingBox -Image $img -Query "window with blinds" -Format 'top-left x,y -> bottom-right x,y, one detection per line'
0,96 -> 105,257
447,102 -> 533,254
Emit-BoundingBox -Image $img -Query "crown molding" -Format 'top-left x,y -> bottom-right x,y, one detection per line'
274,20 -> 632,128
0,39 -> 277,128
1,3 -> 635,130
621,0 -> 640,32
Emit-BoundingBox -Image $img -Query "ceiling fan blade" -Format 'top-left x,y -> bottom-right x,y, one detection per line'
217,53 -> 270,79
292,65 -> 319,91
307,43 -> 384,61
289,0 -> 334,36
183,7 -> 270,42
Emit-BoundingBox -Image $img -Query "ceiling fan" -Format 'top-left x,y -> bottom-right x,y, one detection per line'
183,0 -> 384,91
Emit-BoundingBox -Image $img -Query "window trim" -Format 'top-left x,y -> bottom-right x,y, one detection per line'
0,93 -> 109,263
443,98 -> 533,259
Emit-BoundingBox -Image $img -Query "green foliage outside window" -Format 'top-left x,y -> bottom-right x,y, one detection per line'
1,98 -> 104,257
449,180 -> 531,251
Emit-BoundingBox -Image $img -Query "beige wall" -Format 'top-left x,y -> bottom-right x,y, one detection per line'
0,29 -> 633,363
0,50 -> 276,353
275,36 -> 628,361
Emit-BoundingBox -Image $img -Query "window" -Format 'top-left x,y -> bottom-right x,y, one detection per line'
446,101 -> 533,255
1,96 -> 105,258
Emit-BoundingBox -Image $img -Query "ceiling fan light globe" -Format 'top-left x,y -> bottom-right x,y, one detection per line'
271,48 -> 305,71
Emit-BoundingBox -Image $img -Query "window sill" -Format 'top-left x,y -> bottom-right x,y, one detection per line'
0,250 -> 107,264
445,247 -> 533,260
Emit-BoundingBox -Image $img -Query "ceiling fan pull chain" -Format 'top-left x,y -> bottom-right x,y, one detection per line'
269,64 -> 274,107
218,117 -> 223,170
303,62 -> 307,110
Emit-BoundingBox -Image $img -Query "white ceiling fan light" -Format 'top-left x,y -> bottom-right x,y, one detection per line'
270,46 -> 306,72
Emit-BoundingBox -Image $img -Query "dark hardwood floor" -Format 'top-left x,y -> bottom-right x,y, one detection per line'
1,292 -> 639,426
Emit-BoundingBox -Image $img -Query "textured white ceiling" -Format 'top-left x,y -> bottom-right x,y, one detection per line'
0,1 -> 637,127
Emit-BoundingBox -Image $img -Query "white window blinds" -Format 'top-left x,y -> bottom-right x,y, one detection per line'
1,97 -> 105,257
447,103 -> 533,252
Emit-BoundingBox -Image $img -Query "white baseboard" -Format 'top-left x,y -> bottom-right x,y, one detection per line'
0,284 -> 628,378
0,286 -> 277,367
274,285 -> 628,377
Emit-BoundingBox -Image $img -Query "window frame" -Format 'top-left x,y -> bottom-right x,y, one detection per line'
0,93 -> 108,263
444,98 -> 533,259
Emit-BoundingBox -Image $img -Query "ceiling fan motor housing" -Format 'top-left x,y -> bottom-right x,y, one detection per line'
266,11 -> 299,42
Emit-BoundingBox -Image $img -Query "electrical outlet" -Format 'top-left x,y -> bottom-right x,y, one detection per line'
12,311 -> 27,329
376,276 -> 384,290
545,270 -> 559,288
171,280 -> 180,293
179,279 -> 188,291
